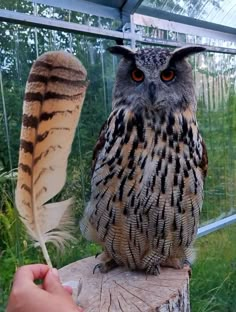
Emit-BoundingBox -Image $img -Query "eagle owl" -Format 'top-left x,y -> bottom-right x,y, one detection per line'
81,45 -> 208,275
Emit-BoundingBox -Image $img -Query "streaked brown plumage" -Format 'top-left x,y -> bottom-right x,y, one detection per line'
16,51 -> 88,266
81,45 -> 208,274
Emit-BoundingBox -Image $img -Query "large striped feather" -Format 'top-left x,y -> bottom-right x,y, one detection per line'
15,51 -> 88,267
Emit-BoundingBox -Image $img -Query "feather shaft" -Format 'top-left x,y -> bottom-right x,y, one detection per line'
15,51 -> 88,266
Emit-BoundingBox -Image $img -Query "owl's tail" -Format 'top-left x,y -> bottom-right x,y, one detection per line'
80,201 -> 102,243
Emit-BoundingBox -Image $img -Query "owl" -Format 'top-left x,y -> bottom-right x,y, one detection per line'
80,45 -> 208,275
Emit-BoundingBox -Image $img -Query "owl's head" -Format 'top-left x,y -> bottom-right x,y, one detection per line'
108,45 -> 205,112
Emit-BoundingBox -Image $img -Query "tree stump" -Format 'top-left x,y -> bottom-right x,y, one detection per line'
59,256 -> 191,312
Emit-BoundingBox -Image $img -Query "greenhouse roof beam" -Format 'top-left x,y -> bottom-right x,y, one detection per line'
137,6 -> 236,38
121,0 -> 144,23
1,9 -> 236,55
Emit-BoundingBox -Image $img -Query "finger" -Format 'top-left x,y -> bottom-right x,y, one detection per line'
63,285 -> 73,295
13,264 -> 49,288
43,269 -> 70,296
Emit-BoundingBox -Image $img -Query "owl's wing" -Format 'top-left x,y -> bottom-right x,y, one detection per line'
199,139 -> 208,178
82,107 -> 145,246
143,159 -> 205,254
141,128 -> 207,257
91,120 -> 107,174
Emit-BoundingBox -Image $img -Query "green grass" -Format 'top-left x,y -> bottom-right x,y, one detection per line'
191,224 -> 236,312
1,167 -> 236,312
0,238 -> 101,312
1,218 -> 235,312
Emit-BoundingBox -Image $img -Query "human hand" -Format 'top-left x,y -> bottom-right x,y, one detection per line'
6,264 -> 83,312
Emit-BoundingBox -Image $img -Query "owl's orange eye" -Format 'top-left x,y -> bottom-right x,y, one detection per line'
131,69 -> 144,82
161,70 -> 175,82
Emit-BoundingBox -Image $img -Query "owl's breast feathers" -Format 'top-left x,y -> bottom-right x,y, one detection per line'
84,105 -> 207,269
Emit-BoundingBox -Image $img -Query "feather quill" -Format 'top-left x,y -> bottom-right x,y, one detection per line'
15,51 -> 88,267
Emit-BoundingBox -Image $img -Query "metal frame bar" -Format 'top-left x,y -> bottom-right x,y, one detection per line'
134,13 -> 236,43
27,0 -> 145,21
1,9 -> 236,54
27,0 -> 120,20
0,9 -> 125,40
197,214 -> 236,238
136,6 -> 236,37
26,0 -> 236,44
137,37 -> 236,54
121,0 -> 144,22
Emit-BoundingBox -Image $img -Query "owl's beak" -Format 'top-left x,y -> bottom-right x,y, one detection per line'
148,82 -> 157,104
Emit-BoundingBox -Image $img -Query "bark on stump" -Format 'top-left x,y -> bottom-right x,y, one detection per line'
59,256 -> 191,312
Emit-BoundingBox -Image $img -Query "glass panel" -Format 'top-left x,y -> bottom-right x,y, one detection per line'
0,8 -> 236,312
0,0 -> 121,30
135,24 -> 236,49
0,0 -> 33,12
135,43 -> 236,224
194,52 -> 236,223
0,21 -> 118,307
0,22 -> 117,198
142,0 -> 236,28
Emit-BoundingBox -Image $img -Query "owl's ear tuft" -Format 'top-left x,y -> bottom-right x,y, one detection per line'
107,45 -> 135,60
170,45 -> 206,64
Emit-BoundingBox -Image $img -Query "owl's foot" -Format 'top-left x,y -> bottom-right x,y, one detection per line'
145,263 -> 161,276
93,258 -> 118,274
141,253 -> 162,275
95,252 -> 101,258
161,258 -> 192,276
183,259 -> 192,268
161,257 -> 185,269
183,260 -> 192,277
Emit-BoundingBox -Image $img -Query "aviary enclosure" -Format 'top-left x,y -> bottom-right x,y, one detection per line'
0,0 -> 236,311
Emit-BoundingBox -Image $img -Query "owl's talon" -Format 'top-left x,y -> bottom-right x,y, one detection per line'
93,263 -> 101,274
183,259 -> 192,277
161,257 -> 189,269
184,259 -> 192,268
93,259 -> 118,274
146,264 -> 160,276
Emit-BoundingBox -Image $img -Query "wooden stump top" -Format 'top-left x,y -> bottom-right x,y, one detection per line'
59,256 -> 190,312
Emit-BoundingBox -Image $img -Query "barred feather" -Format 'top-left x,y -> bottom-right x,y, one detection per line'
15,51 -> 88,267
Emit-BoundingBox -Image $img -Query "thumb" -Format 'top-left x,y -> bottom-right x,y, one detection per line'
43,268 -> 67,295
